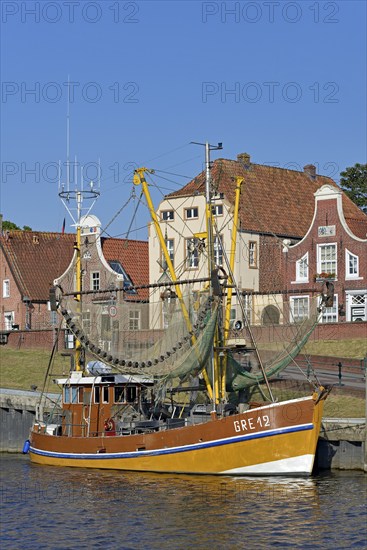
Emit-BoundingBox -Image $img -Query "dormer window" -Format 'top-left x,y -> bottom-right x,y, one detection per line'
296,253 -> 308,282
345,249 -> 359,279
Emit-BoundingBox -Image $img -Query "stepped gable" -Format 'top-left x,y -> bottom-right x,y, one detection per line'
101,238 -> 149,300
167,157 -> 366,238
0,230 -> 74,301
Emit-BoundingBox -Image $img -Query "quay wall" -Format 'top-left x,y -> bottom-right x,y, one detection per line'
0,388 -> 365,472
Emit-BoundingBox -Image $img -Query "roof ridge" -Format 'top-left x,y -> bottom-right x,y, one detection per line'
215,157 -> 335,179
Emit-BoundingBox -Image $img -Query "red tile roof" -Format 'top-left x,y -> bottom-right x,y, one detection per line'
1,231 -> 75,301
166,158 -> 367,238
1,231 -> 149,301
101,238 -> 149,300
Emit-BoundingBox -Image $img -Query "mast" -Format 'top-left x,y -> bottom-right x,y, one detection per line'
192,141 -> 223,406
133,167 -> 215,400
221,176 -> 243,397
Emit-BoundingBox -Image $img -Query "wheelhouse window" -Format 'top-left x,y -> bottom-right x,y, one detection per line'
129,310 -> 140,331
186,238 -> 200,269
345,250 -> 359,279
94,386 -> 100,404
114,386 -> 124,403
3,279 -> 10,298
161,210 -> 174,221
91,272 -> 100,291
317,244 -> 337,278
64,387 -> 70,404
290,296 -> 309,323
71,387 -> 78,403
214,235 -> 223,266
102,386 -> 109,403
126,386 -> 137,403
185,207 -> 198,220
249,241 -> 257,269
296,253 -> 308,282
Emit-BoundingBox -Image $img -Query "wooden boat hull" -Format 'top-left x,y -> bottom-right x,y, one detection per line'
29,395 -> 325,476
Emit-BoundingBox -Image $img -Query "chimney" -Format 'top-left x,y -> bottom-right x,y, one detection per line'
303,164 -> 316,180
237,152 -> 251,168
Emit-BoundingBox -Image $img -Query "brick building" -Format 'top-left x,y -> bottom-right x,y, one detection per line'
151,153 -> 366,329
0,218 -> 149,341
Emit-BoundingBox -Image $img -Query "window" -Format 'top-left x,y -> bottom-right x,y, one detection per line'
129,310 -> 140,330
114,386 -> 125,403
212,204 -> 223,216
91,272 -> 100,291
78,387 -> 84,404
82,311 -> 91,332
296,253 -> 308,281
71,387 -> 78,403
161,210 -> 174,221
109,261 -> 136,293
101,313 -> 111,339
94,386 -> 100,404
3,280 -> 10,298
317,244 -> 337,277
186,238 -> 199,269
290,296 -> 309,323
320,295 -> 338,323
185,207 -> 198,220
102,386 -> 109,403
345,250 -> 359,278
64,387 -> 70,404
126,386 -> 137,403
4,312 -> 14,330
249,241 -> 257,268
214,235 -> 223,266
161,238 -> 174,270
346,292 -> 367,322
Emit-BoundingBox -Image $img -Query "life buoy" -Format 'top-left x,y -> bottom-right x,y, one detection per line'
104,418 -> 115,432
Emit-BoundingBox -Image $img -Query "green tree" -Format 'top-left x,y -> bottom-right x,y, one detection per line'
340,163 -> 367,214
2,220 -> 32,231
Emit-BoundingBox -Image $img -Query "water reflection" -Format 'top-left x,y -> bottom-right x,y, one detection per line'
1,455 -> 366,550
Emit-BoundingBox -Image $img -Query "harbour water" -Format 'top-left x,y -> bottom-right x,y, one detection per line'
1,454 -> 366,549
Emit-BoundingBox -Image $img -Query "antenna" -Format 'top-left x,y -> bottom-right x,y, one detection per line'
59,76 -> 100,228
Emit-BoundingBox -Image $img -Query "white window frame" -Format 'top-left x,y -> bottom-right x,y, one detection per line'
214,235 -> 223,266
249,241 -> 257,269
91,271 -> 100,291
4,311 -> 14,330
186,238 -> 199,269
212,204 -> 223,216
296,253 -> 309,282
161,210 -> 174,221
317,243 -> 337,278
129,310 -> 140,331
319,294 -> 338,323
345,291 -> 367,322
290,296 -> 309,323
2,279 -> 10,298
185,207 -> 199,220
345,249 -> 359,279
161,238 -> 174,270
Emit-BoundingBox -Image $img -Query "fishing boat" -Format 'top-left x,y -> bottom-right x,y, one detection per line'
27,147 -> 332,475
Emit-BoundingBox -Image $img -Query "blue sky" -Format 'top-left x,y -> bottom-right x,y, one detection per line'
1,0 -> 366,239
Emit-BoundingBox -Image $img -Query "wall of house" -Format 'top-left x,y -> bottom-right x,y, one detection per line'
283,185 -> 366,324
0,247 -> 25,330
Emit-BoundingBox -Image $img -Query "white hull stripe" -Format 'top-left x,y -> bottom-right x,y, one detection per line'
30,422 -> 314,460
221,454 -> 315,475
